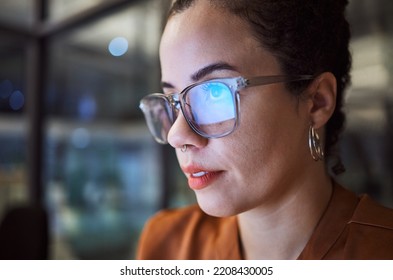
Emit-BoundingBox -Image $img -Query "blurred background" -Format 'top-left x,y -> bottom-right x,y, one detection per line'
0,0 -> 392,259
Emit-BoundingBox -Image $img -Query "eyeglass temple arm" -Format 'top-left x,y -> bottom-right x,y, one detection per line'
240,75 -> 314,88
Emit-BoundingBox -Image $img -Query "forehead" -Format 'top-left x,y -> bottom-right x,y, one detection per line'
159,0 -> 280,86
161,2 -> 247,59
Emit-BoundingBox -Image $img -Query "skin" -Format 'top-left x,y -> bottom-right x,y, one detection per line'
160,0 -> 337,259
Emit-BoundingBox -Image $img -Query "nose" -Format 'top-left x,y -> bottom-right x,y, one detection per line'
167,111 -> 208,151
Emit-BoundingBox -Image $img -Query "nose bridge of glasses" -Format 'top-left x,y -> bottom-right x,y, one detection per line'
167,92 -> 181,112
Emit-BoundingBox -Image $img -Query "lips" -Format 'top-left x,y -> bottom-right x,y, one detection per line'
182,166 -> 223,190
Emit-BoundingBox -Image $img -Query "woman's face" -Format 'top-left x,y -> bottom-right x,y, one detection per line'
160,0 -> 313,217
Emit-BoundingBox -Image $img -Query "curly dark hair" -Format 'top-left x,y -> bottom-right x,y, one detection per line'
168,0 -> 352,175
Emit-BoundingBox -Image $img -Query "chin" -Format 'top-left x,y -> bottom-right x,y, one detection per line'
195,194 -> 243,218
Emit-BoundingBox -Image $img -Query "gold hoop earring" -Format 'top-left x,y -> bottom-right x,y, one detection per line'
309,126 -> 324,161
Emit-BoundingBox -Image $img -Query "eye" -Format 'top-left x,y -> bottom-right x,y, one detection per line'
203,82 -> 230,101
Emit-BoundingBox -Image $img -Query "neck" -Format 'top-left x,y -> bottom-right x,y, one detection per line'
238,169 -> 333,260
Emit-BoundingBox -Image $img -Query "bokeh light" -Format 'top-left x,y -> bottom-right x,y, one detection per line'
108,37 -> 129,57
9,90 -> 25,111
71,128 -> 91,149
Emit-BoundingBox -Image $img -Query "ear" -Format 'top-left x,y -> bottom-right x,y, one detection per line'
306,72 -> 337,129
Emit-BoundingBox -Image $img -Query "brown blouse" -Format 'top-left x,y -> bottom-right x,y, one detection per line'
136,184 -> 393,259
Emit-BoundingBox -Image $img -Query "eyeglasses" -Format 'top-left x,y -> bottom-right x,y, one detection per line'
139,75 -> 314,144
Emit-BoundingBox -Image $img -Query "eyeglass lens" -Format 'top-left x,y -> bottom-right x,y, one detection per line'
141,81 -> 237,143
183,81 -> 236,137
140,96 -> 174,144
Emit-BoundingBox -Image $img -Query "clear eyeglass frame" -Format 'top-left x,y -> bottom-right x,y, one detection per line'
139,75 -> 314,144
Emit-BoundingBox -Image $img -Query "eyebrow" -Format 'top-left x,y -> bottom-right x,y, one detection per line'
191,62 -> 237,82
161,62 -> 238,90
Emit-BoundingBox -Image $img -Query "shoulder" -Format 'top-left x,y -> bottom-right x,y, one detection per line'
350,195 -> 393,230
345,195 -> 393,259
136,205 -> 237,259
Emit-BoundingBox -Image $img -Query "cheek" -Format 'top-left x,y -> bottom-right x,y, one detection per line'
228,93 -> 307,173
235,97 -> 281,155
